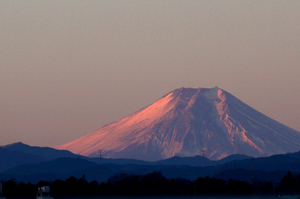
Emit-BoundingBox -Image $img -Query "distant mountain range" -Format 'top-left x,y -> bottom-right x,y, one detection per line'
1,142 -> 300,184
2,87 -> 300,184
0,142 -> 77,171
55,87 -> 300,161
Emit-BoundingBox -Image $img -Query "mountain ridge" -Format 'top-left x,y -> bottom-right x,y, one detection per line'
55,87 -> 300,161
2,151 -> 300,183
3,142 -> 78,160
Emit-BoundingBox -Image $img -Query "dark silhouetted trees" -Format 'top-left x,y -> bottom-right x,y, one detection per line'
2,180 -> 36,197
2,170 -> 300,197
280,170 -> 298,195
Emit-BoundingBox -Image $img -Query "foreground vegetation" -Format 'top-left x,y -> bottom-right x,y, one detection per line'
2,171 -> 300,197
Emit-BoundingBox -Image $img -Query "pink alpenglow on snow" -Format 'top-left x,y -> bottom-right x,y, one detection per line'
55,87 -> 300,161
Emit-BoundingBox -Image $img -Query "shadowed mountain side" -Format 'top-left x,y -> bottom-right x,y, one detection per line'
86,154 -> 252,167
0,142 -> 83,171
55,87 -> 300,161
84,157 -> 149,165
64,165 -> 114,182
3,157 -> 98,175
0,142 -> 254,172
153,154 -> 251,166
2,142 -> 78,160
86,156 -> 215,167
286,151 -> 300,159
153,155 -> 213,166
217,154 -> 300,172
216,154 -> 252,165
3,150 -> 300,184
212,168 -> 289,183
0,147 -> 45,171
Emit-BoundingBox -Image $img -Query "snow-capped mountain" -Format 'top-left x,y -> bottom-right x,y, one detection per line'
55,87 -> 300,161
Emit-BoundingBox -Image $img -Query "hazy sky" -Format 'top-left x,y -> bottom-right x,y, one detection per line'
1,1 -> 300,147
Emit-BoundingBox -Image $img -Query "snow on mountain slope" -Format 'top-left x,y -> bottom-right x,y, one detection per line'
55,87 -> 300,161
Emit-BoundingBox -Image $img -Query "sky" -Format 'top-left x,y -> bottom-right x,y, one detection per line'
1,0 -> 300,147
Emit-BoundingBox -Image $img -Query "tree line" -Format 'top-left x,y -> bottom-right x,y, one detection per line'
2,171 -> 300,197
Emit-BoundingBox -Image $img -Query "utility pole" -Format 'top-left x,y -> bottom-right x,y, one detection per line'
251,158 -> 254,185
98,150 -> 102,158
201,149 -> 207,157
98,150 -> 103,164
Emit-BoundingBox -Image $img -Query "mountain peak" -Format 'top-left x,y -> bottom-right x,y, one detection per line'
171,87 -> 225,103
2,142 -> 27,148
204,86 -> 225,100
55,87 -> 300,161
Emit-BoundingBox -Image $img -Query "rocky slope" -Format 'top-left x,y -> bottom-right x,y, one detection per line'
55,87 -> 300,161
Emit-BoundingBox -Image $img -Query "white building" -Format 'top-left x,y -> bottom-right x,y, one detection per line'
37,186 -> 53,199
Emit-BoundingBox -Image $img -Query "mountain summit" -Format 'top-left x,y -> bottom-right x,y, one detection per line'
55,87 -> 300,161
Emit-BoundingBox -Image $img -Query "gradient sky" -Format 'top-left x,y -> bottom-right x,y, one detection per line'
1,1 -> 300,147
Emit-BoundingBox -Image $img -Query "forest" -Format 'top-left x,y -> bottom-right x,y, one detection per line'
1,171 -> 300,197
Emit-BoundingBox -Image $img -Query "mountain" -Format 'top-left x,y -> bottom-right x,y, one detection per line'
215,154 -> 251,165
85,157 -> 149,165
3,152 -> 300,183
0,141 -> 251,173
217,154 -> 300,173
0,142 -> 80,170
0,147 -> 45,171
1,157 -> 113,183
88,154 -> 251,167
55,87 -> 300,161
154,156 -> 213,166
2,142 -> 78,160
212,169 -> 289,183
3,157 -> 98,175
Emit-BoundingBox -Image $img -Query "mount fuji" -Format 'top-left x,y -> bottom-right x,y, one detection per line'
55,87 -> 300,161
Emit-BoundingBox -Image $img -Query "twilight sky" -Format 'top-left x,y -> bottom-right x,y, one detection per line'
1,1 -> 300,147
